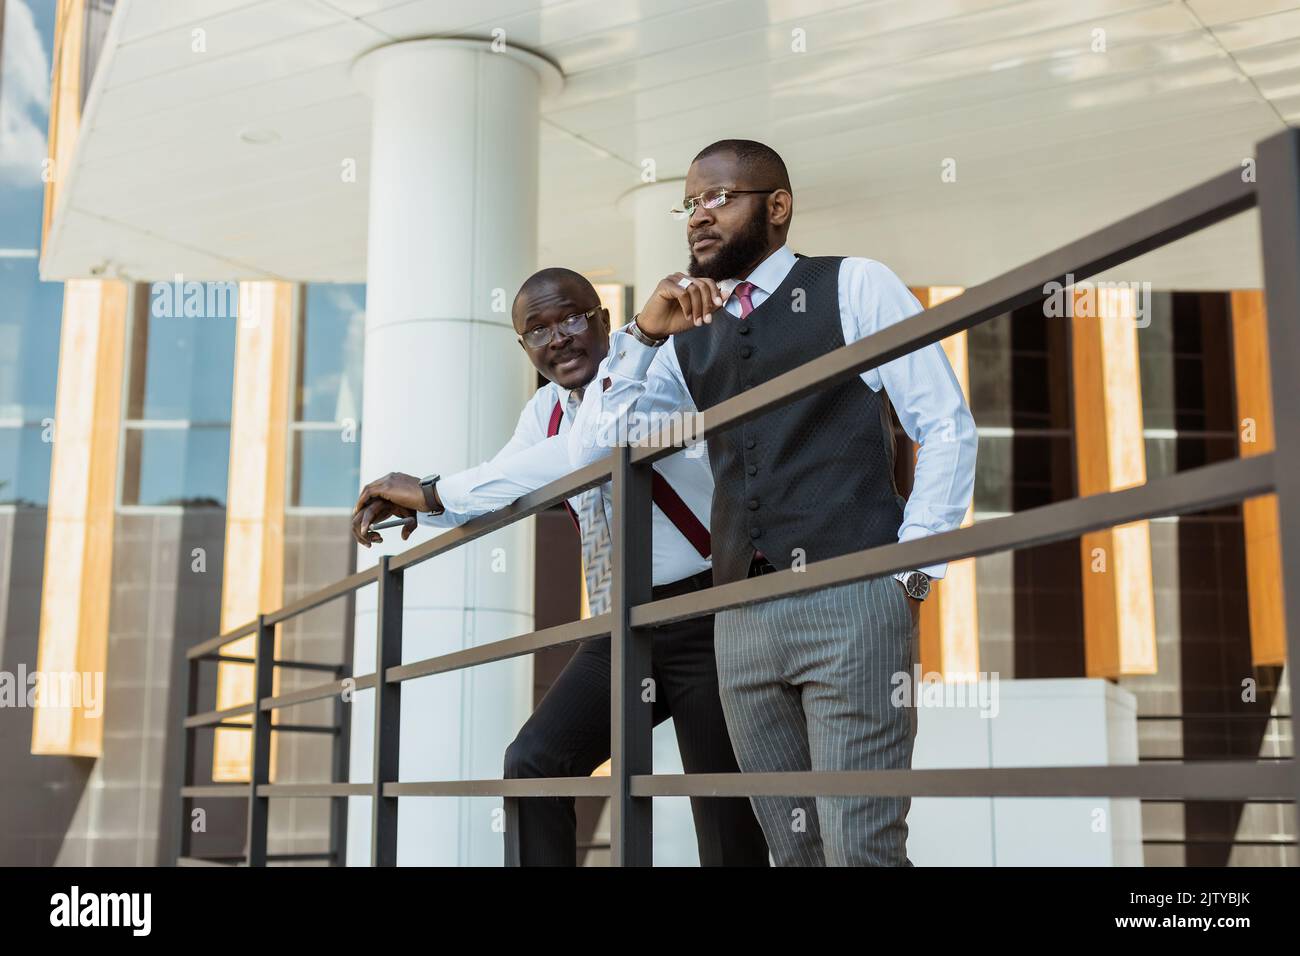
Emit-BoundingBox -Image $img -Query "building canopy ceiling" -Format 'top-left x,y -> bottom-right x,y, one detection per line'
39,0 -> 1300,289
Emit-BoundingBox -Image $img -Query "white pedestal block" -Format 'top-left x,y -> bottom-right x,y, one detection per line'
908,678 -> 1143,866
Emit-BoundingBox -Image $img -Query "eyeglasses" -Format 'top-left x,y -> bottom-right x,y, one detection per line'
670,187 -> 778,220
520,307 -> 601,349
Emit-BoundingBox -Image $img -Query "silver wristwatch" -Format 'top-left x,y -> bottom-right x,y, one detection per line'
893,570 -> 930,601
627,316 -> 667,347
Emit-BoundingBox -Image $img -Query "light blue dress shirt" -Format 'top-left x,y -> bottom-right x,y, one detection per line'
568,245 -> 978,580
417,378 -> 713,586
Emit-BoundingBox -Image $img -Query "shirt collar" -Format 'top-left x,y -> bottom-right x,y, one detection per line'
552,378 -> 588,411
720,244 -> 797,302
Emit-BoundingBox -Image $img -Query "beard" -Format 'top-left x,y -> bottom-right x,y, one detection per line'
687,204 -> 770,281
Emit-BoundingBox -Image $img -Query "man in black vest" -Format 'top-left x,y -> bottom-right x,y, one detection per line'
352,268 -> 768,866
568,141 -> 978,865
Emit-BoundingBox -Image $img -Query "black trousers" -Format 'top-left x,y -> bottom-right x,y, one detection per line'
503,570 -> 770,866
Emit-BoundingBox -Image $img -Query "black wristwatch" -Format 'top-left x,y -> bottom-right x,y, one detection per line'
419,473 -> 443,515
894,570 -> 931,601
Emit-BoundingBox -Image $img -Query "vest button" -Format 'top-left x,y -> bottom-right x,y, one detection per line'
746,464 -> 757,476
747,498 -> 759,510
737,324 -> 751,335
749,527 -> 761,539
740,345 -> 752,358
745,437 -> 756,449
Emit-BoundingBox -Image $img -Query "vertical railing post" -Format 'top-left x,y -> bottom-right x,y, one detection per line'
328,661 -> 351,866
1256,126 -> 1300,827
177,655 -> 199,863
246,615 -> 274,866
609,445 -> 655,866
371,555 -> 403,866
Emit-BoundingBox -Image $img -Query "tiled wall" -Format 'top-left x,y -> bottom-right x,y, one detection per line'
56,510 -> 226,865
0,508 -> 93,865
266,514 -> 355,864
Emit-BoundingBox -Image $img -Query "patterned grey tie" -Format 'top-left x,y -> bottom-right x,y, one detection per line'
570,388 -> 614,616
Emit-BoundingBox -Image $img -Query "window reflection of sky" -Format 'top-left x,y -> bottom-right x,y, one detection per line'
133,288 -> 238,423
293,285 -> 365,508
0,1 -> 62,506
121,288 -> 238,508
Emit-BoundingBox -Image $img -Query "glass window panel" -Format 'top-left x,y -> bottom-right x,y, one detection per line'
290,427 -> 362,508
121,426 -> 231,507
297,284 -> 365,424
0,424 -> 54,506
0,255 -> 63,420
0,0 -> 58,249
129,286 -> 237,422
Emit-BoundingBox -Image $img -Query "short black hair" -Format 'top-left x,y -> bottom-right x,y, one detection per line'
514,267 -> 598,308
692,139 -> 791,192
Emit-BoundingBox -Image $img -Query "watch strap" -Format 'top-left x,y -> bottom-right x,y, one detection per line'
419,474 -> 442,515
627,316 -> 667,347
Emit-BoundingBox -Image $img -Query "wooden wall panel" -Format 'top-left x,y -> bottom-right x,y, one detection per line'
1229,290 -> 1285,666
1070,287 -> 1157,677
31,279 -> 128,756
212,283 -> 294,781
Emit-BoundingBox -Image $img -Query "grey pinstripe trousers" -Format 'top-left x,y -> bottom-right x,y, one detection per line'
715,572 -> 920,866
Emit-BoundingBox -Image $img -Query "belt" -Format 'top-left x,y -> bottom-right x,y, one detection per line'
651,568 -> 713,601
749,554 -> 778,577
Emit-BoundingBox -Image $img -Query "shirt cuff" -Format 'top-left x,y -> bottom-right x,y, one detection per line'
897,524 -> 947,580
429,470 -> 472,516
606,327 -> 660,381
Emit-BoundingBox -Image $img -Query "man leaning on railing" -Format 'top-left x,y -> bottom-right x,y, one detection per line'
350,268 -> 768,867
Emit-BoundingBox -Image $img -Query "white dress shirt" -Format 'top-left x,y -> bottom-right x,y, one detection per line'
418,378 -> 713,586
569,245 -> 977,579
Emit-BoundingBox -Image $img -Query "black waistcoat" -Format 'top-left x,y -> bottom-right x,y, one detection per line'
672,255 -> 904,584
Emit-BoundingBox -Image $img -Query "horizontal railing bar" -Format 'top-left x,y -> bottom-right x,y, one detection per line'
264,565 -> 380,626
182,853 -> 341,866
1138,713 -> 1292,721
211,723 -> 340,734
260,674 -> 376,712
274,660 -> 346,673
274,724 -> 340,735
197,655 -> 344,674
184,703 -> 256,729
386,614 -> 611,684
630,760 -> 1294,800
187,621 -> 259,661
1145,838 -> 1297,847
180,785 -> 247,798
207,460 -> 615,655
632,454 -> 1274,627
256,783 -> 371,798
388,458 -> 612,573
177,857 -> 242,867
1143,797 -> 1291,804
384,778 -> 614,798
630,166 -> 1256,466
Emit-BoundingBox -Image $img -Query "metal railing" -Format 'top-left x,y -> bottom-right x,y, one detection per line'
178,129 -> 1300,866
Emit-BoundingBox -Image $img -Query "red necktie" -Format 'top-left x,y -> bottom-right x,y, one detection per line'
734,281 -> 757,318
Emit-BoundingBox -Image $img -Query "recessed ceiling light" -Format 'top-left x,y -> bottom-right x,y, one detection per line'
239,128 -> 280,145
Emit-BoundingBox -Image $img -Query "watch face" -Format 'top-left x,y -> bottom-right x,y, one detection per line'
905,572 -> 930,600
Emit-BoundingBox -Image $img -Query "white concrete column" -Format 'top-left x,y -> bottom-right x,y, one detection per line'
626,177 -> 689,299
349,39 -> 560,866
